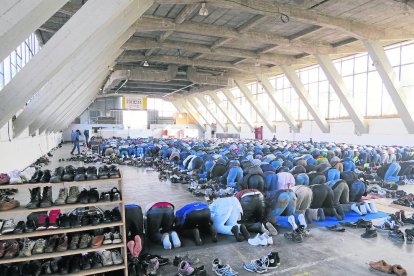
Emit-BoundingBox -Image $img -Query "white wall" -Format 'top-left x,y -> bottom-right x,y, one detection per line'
0,123 -> 62,171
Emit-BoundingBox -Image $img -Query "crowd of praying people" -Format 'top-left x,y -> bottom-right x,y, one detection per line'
95,137 -> 414,246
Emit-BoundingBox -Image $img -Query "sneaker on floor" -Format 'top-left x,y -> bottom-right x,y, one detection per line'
173,255 -> 200,266
146,257 -> 159,275
260,233 -> 273,245
243,258 -> 268,274
284,229 -> 303,243
369,260 -> 393,274
248,233 -> 268,246
361,227 -> 378,238
178,261 -> 195,276
212,258 -> 238,276
388,228 -> 405,242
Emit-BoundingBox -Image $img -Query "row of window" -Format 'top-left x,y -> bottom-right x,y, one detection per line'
197,40 -> 414,125
0,33 -> 40,91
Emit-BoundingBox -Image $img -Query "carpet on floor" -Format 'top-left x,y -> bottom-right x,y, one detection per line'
313,211 -> 389,227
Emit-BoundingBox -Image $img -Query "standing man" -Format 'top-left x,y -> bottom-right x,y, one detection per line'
70,129 -> 81,155
84,129 -> 90,148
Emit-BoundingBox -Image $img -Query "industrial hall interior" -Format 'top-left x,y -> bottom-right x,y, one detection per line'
2,0 -> 414,275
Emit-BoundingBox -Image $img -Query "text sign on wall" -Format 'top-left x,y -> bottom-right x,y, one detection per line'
122,95 -> 147,110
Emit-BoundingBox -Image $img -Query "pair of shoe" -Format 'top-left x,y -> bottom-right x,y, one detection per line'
369,260 -> 407,276
26,187 -> 52,209
248,233 -> 273,246
162,231 -> 181,249
127,235 -> 142,257
0,240 -> 19,258
78,188 -> 100,204
351,201 -> 377,215
103,231 -> 123,245
284,227 -> 307,243
243,252 -> 280,274
99,187 -> 122,202
231,224 -> 250,242
388,226 -> 406,242
361,227 -> 378,238
35,209 -> 61,230
67,233 -> 95,250
341,219 -> 372,229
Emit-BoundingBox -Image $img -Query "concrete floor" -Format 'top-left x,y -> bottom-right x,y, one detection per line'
9,144 -> 414,275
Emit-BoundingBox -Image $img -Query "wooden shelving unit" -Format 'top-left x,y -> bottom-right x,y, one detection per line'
0,177 -> 128,276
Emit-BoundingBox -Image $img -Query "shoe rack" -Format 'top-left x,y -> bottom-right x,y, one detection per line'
0,177 -> 128,276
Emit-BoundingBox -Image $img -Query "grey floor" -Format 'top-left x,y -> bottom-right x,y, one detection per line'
10,144 -> 414,275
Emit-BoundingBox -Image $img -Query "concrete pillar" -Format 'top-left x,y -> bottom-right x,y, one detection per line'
208,92 -> 240,132
0,0 -> 153,128
222,89 -> 254,131
235,79 -> 275,133
177,99 -> 207,130
257,75 -> 300,133
0,0 -> 68,61
186,97 -> 211,125
316,54 -> 369,134
194,95 -> 226,132
364,40 -> 414,133
280,66 -> 330,133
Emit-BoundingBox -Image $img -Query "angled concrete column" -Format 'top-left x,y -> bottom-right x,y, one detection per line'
24,26 -> 132,136
13,0 -> 152,135
0,0 -> 153,128
0,0 -> 68,61
222,89 -> 254,131
194,95 -> 226,132
364,40 -> 414,133
235,79 -> 275,133
316,54 -> 369,134
172,100 -> 206,131
280,66 -> 330,133
208,92 -> 240,132
174,100 -> 206,131
186,97 -> 211,126
257,75 -> 300,133
30,52 -> 120,135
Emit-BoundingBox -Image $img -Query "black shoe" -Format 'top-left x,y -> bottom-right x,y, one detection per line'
193,228 -> 203,246
58,257 -> 70,274
231,225 -> 244,242
111,208 -> 121,222
86,167 -> 98,181
388,228 -> 405,242
88,188 -> 99,203
31,260 -> 42,276
25,219 -> 36,232
74,167 -> 86,182
40,187 -> 52,208
41,260 -> 52,275
69,255 -> 81,273
81,254 -> 92,270
50,167 -> 65,183
284,229 -> 303,243
69,214 -> 81,228
98,166 -> 109,179
100,192 -> 111,202
58,214 -> 71,229
40,170 -> 52,183
26,187 -> 41,209
62,166 -> 75,182
110,187 -> 122,201
405,228 -> 414,244
50,259 -> 59,273
7,266 -> 20,276
77,189 -> 89,204
90,252 -> 103,268
355,219 -> 372,228
30,170 -> 43,183
90,215 -> 101,226
102,211 -> 112,223
361,227 -> 377,238
267,252 -> 280,269
109,165 -> 120,178
326,224 -> 346,232
45,235 -> 59,253
13,221 -> 25,234
81,215 -> 90,226
239,224 -> 251,240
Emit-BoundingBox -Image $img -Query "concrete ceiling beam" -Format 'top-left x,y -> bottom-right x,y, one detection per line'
280,66 -> 330,133
0,0 -> 154,129
316,54 -> 369,134
364,39 -> 414,133
0,0 -> 68,62
222,89 -> 254,131
124,37 -> 295,65
207,92 -> 240,132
